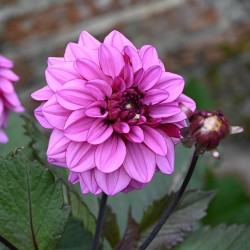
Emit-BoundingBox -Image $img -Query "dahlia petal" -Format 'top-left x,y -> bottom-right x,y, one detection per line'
85,79 -> 112,100
177,94 -> 196,112
64,109 -> 94,142
80,170 -> 102,194
56,79 -> 94,110
75,59 -> 112,84
42,95 -> 71,129
112,77 -> 126,92
123,46 -> 142,72
0,68 -> 19,81
95,134 -> 126,173
158,59 -> 166,71
0,55 -> 13,68
99,44 -> 124,78
150,103 -> 181,118
142,125 -> 167,156
45,62 -> 81,91
66,141 -> 96,172
161,112 -> 187,123
158,123 -> 180,138
104,30 -> 137,52
139,45 -> 160,70
65,42 -> 99,64
0,78 -> 14,93
95,168 -> 131,195
78,31 -> 101,49
47,57 -> 65,66
87,119 -> 113,144
47,129 -> 70,162
113,121 -> 130,134
3,92 -> 24,112
154,72 -> 185,102
119,64 -> 134,88
133,68 -> 144,86
143,88 -> 169,105
156,136 -> 174,174
123,126 -> 144,143
31,86 -> 54,101
123,142 -> 156,183
138,66 -> 162,91
34,103 -> 53,129
0,130 -> 8,143
85,100 -> 108,118
123,179 -> 146,193
68,171 -> 79,184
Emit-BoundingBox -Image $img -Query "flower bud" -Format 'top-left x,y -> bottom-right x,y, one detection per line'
179,104 -> 243,158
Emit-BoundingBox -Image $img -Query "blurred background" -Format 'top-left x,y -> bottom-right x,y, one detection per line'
0,0 -> 250,235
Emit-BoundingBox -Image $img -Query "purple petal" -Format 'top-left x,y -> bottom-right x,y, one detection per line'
112,77 -> 126,92
123,126 -> 144,143
87,119 -> 113,144
123,46 -> 142,72
133,68 -> 144,86
104,30 -> 137,52
142,125 -> 167,156
66,141 -> 96,172
78,31 -> 101,49
123,142 -> 156,183
56,79 -> 95,110
95,167 -> 131,195
85,100 -> 108,118
0,78 -> 14,94
79,170 -> 102,194
176,94 -> 196,112
154,72 -> 185,102
143,88 -> 169,105
31,86 -> 54,101
0,55 -> 13,68
112,121 -> 130,134
75,59 -> 112,84
45,62 -> 81,91
156,136 -> 174,174
138,66 -> 162,91
99,44 -> 124,78
64,109 -> 94,142
34,103 -> 53,129
95,134 -> 126,173
119,64 -> 134,88
47,57 -> 65,66
150,103 -> 181,118
42,95 -> 71,129
0,68 -> 19,81
47,129 -> 70,163
0,130 -> 8,143
122,179 -> 146,193
85,79 -> 112,100
65,42 -> 99,64
68,171 -> 79,184
139,45 -> 160,70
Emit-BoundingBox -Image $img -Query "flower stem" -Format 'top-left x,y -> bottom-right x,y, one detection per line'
92,193 -> 108,250
0,235 -> 18,250
138,150 -> 199,250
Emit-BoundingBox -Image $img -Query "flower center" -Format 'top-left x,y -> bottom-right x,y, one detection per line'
203,116 -> 222,132
119,91 -> 142,115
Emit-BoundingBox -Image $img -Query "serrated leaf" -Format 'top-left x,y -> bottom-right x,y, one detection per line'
22,115 -> 96,233
172,225 -> 250,250
115,210 -> 140,250
138,190 -> 216,249
0,149 -> 70,250
57,218 -> 93,250
103,204 -> 120,248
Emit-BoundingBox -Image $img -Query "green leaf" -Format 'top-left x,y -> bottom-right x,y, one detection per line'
57,218 -> 93,250
172,225 -> 250,250
0,149 -> 70,250
138,190 -> 216,249
203,169 -> 250,225
22,115 -> 97,233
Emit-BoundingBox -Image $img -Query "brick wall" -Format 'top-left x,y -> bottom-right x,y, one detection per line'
1,0 -> 250,128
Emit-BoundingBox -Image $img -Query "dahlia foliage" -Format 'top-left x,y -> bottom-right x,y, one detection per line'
32,30 -> 195,195
0,54 -> 24,143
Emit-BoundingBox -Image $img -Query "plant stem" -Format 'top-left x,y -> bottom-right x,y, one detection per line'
0,236 -> 18,250
138,150 -> 199,250
92,193 -> 108,250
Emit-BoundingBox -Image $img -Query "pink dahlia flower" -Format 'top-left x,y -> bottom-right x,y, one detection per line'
0,54 -> 24,143
31,30 -> 195,195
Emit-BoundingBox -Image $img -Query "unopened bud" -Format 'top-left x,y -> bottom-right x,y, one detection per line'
179,104 -> 243,158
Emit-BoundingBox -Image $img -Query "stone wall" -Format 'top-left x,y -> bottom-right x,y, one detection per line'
1,0 -> 250,132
